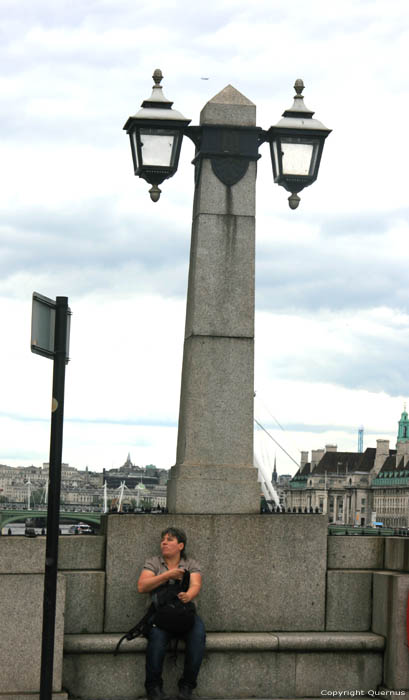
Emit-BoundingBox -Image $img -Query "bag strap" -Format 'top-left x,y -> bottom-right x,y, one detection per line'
181,569 -> 190,592
114,568 -> 192,656
114,603 -> 155,656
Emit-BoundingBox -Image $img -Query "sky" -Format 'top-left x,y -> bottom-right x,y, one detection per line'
1,0 -> 409,477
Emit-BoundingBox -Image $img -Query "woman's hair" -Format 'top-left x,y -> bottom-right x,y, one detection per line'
161,526 -> 187,559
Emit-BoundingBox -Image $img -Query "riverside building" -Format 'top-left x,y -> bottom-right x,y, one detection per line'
285,408 -> 409,527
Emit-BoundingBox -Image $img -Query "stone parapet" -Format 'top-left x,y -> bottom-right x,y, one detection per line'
326,570 -> 373,631
0,574 -> 65,694
372,571 -> 409,689
59,535 -> 105,570
0,695 -> 68,700
63,571 -> 105,634
384,537 -> 409,571
327,536 -> 384,569
0,535 -> 105,573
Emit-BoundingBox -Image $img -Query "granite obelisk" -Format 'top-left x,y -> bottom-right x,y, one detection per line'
167,85 -> 260,513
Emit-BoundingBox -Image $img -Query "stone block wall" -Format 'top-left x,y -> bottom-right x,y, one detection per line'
2,522 -> 409,696
0,537 -> 67,695
327,535 -> 409,692
0,535 -> 105,696
326,536 -> 384,632
103,513 -> 327,632
373,571 -> 409,689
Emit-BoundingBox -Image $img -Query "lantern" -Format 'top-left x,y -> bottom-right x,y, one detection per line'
123,69 -> 191,201
269,79 -> 331,209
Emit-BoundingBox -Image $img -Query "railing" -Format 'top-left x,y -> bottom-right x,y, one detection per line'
261,503 -> 322,514
328,524 -> 409,537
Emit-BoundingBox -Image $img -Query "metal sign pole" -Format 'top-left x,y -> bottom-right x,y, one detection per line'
39,296 -> 69,700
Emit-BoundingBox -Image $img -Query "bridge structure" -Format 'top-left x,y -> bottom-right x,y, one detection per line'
0,508 -> 102,530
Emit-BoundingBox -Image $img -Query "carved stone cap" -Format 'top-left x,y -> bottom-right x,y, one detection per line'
200,85 -> 256,126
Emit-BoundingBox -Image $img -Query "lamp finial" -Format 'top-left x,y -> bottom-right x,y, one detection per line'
149,184 -> 161,202
153,69 -> 163,86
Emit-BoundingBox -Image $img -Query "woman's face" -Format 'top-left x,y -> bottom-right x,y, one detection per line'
160,532 -> 184,558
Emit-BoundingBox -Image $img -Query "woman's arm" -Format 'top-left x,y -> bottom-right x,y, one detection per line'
137,567 -> 184,593
177,572 -> 202,603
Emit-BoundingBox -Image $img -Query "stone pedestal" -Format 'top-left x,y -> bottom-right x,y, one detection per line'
102,514 -> 327,633
167,85 -> 260,514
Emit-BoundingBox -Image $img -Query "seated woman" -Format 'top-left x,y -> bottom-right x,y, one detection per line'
137,527 -> 206,700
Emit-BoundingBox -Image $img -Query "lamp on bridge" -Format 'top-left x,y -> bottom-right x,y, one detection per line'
124,70 -> 331,209
123,71 -> 332,515
268,79 -> 331,209
123,69 -> 191,202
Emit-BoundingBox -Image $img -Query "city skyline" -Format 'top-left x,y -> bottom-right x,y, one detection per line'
2,0 -> 409,474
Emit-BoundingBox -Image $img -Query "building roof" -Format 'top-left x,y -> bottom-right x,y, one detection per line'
291,446 -> 400,482
311,450 -> 363,475
378,454 -> 406,475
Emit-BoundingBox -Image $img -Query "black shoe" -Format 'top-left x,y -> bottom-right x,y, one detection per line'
147,687 -> 170,700
177,685 -> 193,700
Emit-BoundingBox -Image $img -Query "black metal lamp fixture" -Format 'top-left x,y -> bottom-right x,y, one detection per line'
124,71 -> 331,208
123,69 -> 191,202
268,79 -> 331,209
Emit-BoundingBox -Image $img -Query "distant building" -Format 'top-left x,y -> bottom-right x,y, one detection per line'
102,455 -> 168,490
274,473 -> 292,508
285,408 -> 409,527
0,454 -> 170,509
372,408 -> 409,527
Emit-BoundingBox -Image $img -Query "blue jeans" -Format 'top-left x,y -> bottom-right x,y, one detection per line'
145,615 -> 206,691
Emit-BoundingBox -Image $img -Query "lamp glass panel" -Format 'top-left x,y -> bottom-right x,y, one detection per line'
272,141 -> 279,177
281,141 -> 314,176
140,129 -> 176,167
131,132 -> 140,169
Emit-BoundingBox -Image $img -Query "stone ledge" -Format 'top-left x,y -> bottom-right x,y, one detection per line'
276,631 -> 384,650
0,536 -> 105,574
0,695 -> 68,700
64,631 -> 384,654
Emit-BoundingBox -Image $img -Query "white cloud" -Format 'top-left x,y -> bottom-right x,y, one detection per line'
1,0 -> 409,479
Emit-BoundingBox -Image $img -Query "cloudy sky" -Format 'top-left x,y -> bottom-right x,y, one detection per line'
2,0 -> 409,477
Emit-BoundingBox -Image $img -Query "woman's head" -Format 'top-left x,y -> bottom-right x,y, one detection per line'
160,526 -> 187,559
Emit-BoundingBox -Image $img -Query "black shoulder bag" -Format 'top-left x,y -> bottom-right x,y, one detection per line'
114,569 -> 195,655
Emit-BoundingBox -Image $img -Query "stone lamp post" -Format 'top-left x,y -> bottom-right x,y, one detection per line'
124,71 -> 331,514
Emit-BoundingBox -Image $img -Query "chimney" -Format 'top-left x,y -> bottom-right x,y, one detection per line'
311,449 -> 325,469
325,444 -> 337,452
372,439 -> 389,477
396,440 -> 409,462
300,451 -> 309,469
396,441 -> 409,467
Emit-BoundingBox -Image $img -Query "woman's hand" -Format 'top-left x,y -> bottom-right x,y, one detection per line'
166,567 -> 185,581
177,572 -> 202,603
138,567 -> 183,593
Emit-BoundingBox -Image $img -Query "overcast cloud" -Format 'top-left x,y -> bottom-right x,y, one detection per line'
1,0 -> 409,475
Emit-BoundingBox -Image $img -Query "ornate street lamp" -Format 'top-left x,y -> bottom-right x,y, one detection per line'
122,73 -> 332,517
124,71 -> 330,208
123,69 -> 191,202
268,79 -> 331,209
